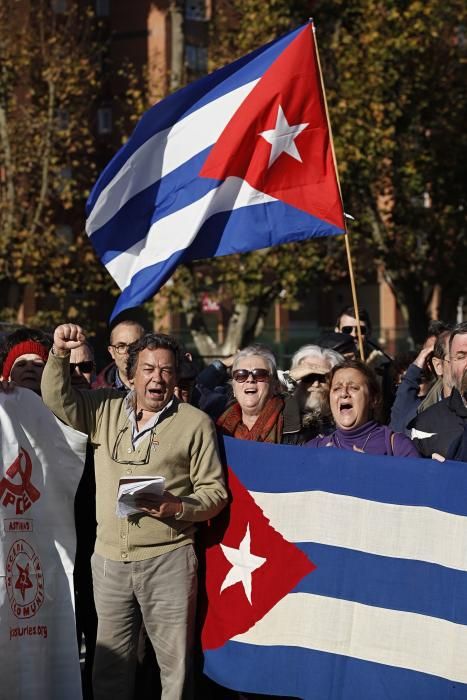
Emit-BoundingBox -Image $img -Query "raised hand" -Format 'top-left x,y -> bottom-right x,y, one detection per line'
53,324 -> 86,356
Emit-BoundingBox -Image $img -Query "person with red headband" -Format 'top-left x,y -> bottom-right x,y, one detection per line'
0,328 -> 51,394
0,326 -> 97,698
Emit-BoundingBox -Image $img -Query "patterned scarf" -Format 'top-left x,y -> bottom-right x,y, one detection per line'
217,396 -> 284,443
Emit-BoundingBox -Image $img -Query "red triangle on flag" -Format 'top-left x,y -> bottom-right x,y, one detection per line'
200,24 -> 344,230
201,467 -> 316,651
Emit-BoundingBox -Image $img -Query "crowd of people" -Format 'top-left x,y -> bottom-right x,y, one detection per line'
1,304 -> 467,700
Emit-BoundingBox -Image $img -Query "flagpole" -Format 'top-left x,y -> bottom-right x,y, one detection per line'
310,21 -> 365,361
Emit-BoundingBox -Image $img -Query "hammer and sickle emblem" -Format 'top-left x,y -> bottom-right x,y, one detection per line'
0,448 -> 40,504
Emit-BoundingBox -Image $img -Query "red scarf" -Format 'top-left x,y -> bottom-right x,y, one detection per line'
217,396 -> 284,443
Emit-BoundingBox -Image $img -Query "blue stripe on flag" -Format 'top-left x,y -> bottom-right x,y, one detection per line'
108,199 -> 340,318
182,200 -> 341,260
294,542 -> 467,625
223,437 -> 467,516
204,642 -> 467,700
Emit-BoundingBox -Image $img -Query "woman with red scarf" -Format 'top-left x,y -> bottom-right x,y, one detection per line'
217,344 -> 288,444
215,343 -> 295,700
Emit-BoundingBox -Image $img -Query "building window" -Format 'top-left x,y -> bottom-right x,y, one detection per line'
97,107 -> 113,135
184,0 -> 208,21
185,45 -> 208,75
95,0 -> 110,17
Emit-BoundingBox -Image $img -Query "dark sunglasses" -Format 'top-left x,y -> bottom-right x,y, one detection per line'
232,368 -> 271,383
341,325 -> 367,335
300,373 -> 328,384
70,361 -> 94,374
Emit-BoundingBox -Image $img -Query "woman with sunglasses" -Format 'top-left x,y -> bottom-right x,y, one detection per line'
217,344 -> 301,444
305,358 -> 421,457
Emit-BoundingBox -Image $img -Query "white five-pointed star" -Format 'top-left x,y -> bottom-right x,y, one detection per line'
220,524 -> 267,604
259,104 -> 309,168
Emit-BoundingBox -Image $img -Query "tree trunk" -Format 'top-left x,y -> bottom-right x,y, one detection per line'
169,0 -> 184,92
438,284 -> 464,325
379,265 -> 433,345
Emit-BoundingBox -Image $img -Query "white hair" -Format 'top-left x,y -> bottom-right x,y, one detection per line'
232,344 -> 278,378
290,344 -> 343,370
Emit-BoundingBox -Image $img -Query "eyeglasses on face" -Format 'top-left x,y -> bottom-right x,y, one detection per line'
300,373 -> 328,384
341,325 -> 367,335
232,368 -> 271,383
110,343 -> 130,355
70,361 -> 94,374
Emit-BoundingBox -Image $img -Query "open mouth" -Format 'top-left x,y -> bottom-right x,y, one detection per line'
148,387 -> 164,398
339,402 -> 353,414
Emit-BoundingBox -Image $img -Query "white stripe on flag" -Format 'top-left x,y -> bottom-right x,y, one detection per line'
250,490 -> 467,571
108,177 -> 275,290
232,592 -> 467,683
86,80 -> 259,235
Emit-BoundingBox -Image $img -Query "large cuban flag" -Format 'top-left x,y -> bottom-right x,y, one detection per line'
85,22 -> 345,320
201,437 -> 467,699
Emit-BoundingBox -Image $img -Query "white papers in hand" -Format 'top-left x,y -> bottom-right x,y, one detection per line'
116,476 -> 166,518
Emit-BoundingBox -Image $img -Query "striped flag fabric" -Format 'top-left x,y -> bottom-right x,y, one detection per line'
85,23 -> 345,320
201,436 -> 467,699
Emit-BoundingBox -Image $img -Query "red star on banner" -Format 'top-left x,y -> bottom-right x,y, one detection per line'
15,562 -> 33,601
202,468 -> 315,650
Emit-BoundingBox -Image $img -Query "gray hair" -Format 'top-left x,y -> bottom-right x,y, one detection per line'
449,322 -> 467,353
232,344 -> 278,378
290,344 -> 343,370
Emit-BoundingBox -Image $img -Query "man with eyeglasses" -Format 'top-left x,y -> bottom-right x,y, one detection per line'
410,322 -> 467,458
93,319 -> 145,392
41,323 -> 228,700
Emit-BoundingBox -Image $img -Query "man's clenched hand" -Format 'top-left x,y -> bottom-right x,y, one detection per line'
53,324 -> 86,356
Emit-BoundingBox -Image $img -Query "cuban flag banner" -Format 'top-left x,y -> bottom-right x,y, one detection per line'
202,437 -> 467,699
86,22 -> 345,320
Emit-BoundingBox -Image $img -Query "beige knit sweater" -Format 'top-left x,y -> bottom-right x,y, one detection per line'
41,352 -> 228,561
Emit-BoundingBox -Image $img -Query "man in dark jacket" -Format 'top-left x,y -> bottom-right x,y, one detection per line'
410,323 -> 467,457
390,323 -> 452,435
